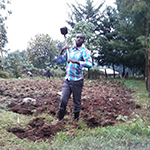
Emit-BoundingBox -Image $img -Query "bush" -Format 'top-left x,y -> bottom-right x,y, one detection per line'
52,67 -> 65,78
0,70 -> 9,78
83,68 -> 102,79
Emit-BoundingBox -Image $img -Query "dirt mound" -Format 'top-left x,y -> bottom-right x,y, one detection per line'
7,117 -> 65,141
0,79 -> 141,141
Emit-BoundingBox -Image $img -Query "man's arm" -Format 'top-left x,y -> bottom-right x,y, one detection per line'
53,45 -> 70,64
79,49 -> 92,68
58,45 -> 70,56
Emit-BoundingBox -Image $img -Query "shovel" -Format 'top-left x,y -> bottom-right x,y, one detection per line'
60,27 -> 69,60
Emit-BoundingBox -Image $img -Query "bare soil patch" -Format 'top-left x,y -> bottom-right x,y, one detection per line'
0,79 -> 140,141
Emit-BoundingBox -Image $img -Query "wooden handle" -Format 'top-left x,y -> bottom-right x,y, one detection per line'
64,35 -> 69,60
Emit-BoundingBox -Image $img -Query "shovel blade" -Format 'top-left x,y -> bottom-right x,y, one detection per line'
60,27 -> 68,35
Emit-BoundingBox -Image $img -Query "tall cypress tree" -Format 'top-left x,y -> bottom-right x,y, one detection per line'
66,0 -> 104,29
116,0 -> 150,96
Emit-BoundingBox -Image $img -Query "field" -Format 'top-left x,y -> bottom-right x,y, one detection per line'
0,77 -> 150,149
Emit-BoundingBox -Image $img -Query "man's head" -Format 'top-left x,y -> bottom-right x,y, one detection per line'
75,33 -> 85,47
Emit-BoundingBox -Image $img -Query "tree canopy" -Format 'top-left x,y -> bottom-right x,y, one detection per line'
0,0 -> 12,71
66,0 -> 145,75
27,34 -> 58,69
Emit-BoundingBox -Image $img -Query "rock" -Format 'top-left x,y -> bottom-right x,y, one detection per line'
20,97 -> 36,105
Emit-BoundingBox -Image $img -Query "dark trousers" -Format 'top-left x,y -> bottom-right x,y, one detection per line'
59,78 -> 84,113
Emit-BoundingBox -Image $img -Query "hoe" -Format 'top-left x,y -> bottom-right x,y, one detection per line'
60,27 -> 69,60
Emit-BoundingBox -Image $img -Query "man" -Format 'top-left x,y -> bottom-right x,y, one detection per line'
27,71 -> 33,78
54,33 -> 92,121
46,69 -> 50,79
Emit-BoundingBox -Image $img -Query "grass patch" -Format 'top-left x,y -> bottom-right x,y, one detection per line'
118,78 -> 150,127
52,121 -> 150,150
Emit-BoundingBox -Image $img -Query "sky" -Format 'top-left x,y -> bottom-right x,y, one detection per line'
4,0 -> 116,52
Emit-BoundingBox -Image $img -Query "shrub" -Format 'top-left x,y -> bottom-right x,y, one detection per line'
83,68 -> 102,79
0,70 -> 9,78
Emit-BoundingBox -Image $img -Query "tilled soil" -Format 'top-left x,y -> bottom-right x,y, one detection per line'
0,78 -> 140,141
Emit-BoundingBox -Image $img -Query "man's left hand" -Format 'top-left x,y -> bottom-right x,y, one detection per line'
68,58 -> 80,65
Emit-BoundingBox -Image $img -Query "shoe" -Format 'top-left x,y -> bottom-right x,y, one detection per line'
74,112 -> 79,121
57,110 -> 65,121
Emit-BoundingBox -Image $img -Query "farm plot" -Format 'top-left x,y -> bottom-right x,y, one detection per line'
0,78 -> 140,141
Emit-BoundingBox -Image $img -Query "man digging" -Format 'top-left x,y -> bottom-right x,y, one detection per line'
54,30 -> 92,121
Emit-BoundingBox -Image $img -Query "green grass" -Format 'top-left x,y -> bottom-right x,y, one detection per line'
0,78 -> 150,150
52,124 -> 150,150
120,78 -> 149,100
118,78 -> 150,127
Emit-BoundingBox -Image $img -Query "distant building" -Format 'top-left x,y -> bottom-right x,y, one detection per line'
99,68 -> 120,78
99,68 -> 119,75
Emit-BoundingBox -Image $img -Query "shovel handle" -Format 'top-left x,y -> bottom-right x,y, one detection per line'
64,35 -> 69,60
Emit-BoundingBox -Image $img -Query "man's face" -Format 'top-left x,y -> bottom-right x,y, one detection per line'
75,34 -> 85,47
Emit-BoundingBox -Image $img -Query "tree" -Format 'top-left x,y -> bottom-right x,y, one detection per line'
5,50 -> 22,78
0,0 -> 12,71
133,0 -> 150,96
116,0 -> 150,96
54,40 -> 64,51
94,6 -> 124,78
27,34 -> 58,69
115,13 -> 144,75
67,0 -> 104,26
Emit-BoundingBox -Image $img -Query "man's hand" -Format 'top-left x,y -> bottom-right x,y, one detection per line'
62,45 -> 70,50
68,58 -> 80,65
59,45 -> 70,55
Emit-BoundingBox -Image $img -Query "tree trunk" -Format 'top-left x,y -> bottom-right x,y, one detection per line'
105,69 -> 107,78
87,68 -> 90,79
146,50 -> 150,97
145,21 -> 150,97
0,23 -> 5,72
112,64 -> 115,79
122,65 -> 125,77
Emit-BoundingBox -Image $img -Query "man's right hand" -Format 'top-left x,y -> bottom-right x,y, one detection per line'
59,45 -> 69,55
62,45 -> 69,51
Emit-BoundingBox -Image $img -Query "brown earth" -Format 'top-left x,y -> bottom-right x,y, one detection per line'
0,78 -> 140,141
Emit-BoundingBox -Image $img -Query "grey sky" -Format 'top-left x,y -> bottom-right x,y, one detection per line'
4,0 -> 116,52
